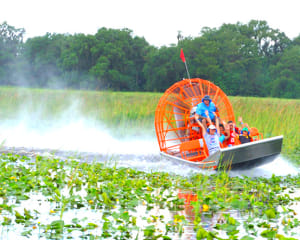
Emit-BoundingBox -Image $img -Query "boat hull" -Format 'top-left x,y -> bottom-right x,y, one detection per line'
160,136 -> 283,170
218,135 -> 283,169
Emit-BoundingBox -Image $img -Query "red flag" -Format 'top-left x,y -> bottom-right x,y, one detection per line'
180,48 -> 186,63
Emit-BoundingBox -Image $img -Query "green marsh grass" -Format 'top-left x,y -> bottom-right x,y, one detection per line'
0,87 -> 299,161
231,97 -> 300,161
0,87 -> 160,137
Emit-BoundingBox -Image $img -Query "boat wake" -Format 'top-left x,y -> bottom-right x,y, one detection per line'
0,120 -> 298,178
229,155 -> 299,178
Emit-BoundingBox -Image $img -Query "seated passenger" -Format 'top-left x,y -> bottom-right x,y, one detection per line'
219,123 -> 230,146
238,127 -> 252,144
185,107 -> 201,140
195,95 -> 218,126
226,120 -> 239,147
237,116 -> 249,133
197,113 -> 221,156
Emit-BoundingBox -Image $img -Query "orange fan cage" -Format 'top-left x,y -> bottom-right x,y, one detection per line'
155,78 -> 235,161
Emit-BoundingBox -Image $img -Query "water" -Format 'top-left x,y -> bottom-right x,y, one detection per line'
229,155 -> 299,178
0,118 -> 298,177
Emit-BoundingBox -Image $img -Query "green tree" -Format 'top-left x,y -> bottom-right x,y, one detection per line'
292,34 -> 300,46
180,24 -> 259,96
143,46 -> 185,91
89,28 -> 149,90
0,20 -> 298,98
270,46 -> 300,98
0,21 -> 25,85
179,21 -> 291,97
58,34 -> 97,88
23,33 -> 68,87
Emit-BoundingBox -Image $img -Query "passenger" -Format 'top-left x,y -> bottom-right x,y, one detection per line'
219,123 -> 230,146
185,107 -> 201,140
238,116 -> 250,133
238,127 -> 252,144
226,120 -> 239,147
195,95 -> 218,126
197,113 -> 221,156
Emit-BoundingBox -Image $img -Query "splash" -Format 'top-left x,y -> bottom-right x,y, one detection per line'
0,117 -> 298,178
0,119 -> 157,155
0,117 -> 209,176
229,155 -> 299,178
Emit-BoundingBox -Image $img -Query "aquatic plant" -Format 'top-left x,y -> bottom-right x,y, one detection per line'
0,153 -> 300,239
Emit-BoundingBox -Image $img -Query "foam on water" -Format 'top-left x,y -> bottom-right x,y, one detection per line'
0,118 -> 298,178
0,119 -> 158,155
229,155 -> 299,178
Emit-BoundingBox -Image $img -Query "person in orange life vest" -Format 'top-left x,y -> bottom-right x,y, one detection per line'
219,122 -> 230,146
226,116 -> 249,146
226,120 -> 239,147
197,112 -> 221,156
185,107 -> 201,140
238,127 -> 252,144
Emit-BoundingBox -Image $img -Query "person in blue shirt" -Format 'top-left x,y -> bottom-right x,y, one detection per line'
195,95 -> 218,126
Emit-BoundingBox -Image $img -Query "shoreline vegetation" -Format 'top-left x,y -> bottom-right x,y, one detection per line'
1,21 -> 300,98
0,86 -> 298,163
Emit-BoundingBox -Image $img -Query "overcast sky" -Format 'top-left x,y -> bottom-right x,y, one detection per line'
1,0 -> 299,47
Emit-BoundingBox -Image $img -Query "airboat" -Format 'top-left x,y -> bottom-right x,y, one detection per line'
154,78 -> 283,170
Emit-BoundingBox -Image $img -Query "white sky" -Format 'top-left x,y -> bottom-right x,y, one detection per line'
1,0 -> 299,47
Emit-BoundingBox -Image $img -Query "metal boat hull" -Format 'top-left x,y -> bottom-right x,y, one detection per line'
217,135 -> 283,169
160,136 -> 283,170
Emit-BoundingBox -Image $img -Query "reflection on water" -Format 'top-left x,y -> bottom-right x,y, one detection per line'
177,188 -> 300,239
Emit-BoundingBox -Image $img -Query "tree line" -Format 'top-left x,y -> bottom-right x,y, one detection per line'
0,20 -> 299,98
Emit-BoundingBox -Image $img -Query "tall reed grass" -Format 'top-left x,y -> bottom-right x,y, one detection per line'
0,87 -> 298,161
231,97 -> 300,160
